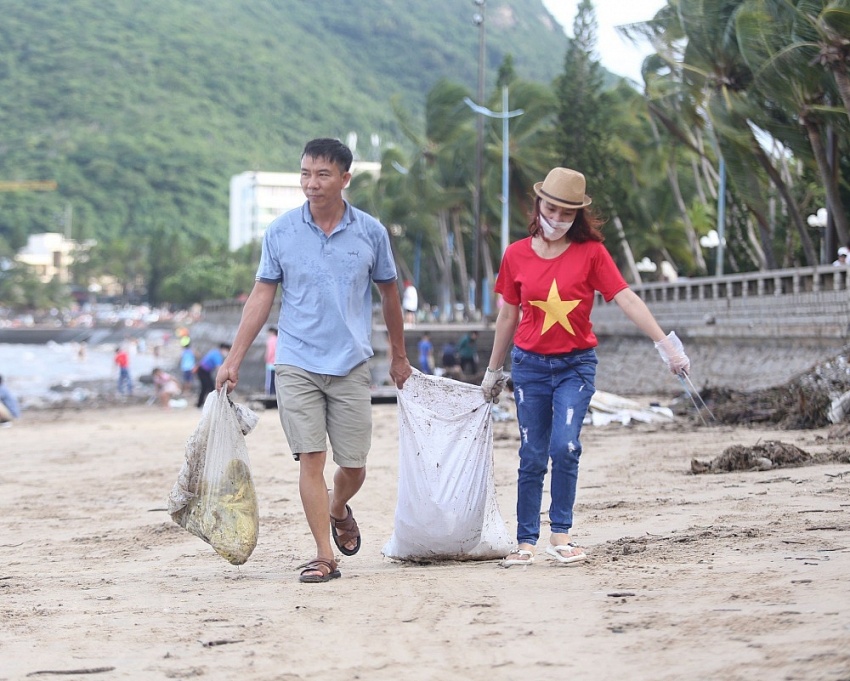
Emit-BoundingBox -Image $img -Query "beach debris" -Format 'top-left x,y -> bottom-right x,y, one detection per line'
695,354 -> 850,429
26,668 -> 115,676
586,391 -> 675,427
168,389 -> 260,565
691,441 -> 811,474
200,639 -> 244,648
179,458 -> 259,565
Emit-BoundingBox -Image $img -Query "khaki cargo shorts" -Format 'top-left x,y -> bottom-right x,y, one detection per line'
275,362 -> 372,468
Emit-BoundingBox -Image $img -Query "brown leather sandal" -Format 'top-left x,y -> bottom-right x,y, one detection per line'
330,504 -> 362,556
298,558 -> 341,583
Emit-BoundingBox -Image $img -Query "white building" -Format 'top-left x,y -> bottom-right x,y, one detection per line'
15,232 -> 78,283
228,162 -> 381,251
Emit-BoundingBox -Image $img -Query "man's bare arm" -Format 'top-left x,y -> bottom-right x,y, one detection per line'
376,280 -> 412,389
216,281 -> 278,392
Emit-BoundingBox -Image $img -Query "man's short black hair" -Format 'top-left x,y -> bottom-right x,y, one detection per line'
302,138 -> 353,173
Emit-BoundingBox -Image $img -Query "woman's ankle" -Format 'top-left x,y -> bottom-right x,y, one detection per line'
550,532 -> 572,546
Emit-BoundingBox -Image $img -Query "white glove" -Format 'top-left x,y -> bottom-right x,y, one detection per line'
481,367 -> 506,403
654,331 -> 691,376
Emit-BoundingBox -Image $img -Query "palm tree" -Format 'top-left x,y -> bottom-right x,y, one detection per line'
632,0 -> 832,269
736,0 -> 850,250
795,0 -> 850,125
388,80 -> 478,320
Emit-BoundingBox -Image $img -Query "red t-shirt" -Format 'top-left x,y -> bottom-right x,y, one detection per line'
494,237 -> 628,354
114,350 -> 129,368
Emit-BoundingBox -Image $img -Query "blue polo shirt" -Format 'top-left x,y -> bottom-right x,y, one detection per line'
256,200 -> 397,376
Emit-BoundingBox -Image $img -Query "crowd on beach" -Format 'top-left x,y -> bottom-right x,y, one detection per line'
0,326 -> 240,418
109,333 -> 238,410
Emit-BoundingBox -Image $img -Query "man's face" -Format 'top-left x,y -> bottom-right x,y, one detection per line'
300,155 -> 351,210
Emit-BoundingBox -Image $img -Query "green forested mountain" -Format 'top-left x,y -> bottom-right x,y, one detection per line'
0,0 -> 569,269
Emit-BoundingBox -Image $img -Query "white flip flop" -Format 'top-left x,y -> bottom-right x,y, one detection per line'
546,543 -> 587,566
501,548 -> 534,568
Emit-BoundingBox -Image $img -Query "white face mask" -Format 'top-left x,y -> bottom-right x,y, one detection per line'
538,215 -> 574,241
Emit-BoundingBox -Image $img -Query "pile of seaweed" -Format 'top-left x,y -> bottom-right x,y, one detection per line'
682,354 -> 850,430
690,440 -> 850,474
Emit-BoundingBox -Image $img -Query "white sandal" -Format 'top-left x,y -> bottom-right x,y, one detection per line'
501,548 -> 534,567
546,543 -> 587,565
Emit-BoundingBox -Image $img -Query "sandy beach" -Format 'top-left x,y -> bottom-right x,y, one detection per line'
2,396 -> 849,681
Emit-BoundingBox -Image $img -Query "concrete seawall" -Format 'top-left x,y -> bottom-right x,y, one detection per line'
195,264 -> 850,396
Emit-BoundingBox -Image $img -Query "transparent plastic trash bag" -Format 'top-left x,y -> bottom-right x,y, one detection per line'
168,388 -> 260,565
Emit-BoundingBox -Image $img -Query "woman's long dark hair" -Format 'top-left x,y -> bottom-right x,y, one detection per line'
527,197 -> 606,243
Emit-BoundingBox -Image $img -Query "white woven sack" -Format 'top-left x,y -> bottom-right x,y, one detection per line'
382,370 -> 512,561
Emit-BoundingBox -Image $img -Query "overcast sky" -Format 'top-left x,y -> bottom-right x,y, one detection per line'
542,0 -> 665,83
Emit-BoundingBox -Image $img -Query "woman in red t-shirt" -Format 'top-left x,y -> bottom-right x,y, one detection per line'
481,167 -> 691,568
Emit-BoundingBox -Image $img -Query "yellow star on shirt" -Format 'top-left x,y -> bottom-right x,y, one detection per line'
530,279 -> 580,335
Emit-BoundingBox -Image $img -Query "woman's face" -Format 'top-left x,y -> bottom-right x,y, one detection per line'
539,200 -> 578,224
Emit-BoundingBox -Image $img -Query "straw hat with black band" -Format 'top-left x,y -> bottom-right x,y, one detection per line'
533,167 -> 592,209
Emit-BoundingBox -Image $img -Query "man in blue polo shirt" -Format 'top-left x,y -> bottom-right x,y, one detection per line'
217,138 -> 412,584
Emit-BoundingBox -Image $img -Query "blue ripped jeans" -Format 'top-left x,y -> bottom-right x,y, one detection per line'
510,346 -> 597,546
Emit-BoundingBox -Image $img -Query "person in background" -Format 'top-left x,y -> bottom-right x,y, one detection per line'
179,338 -> 196,392
832,246 -> 849,266
151,368 -> 182,408
402,279 -> 418,326
215,137 -> 411,584
114,345 -> 133,396
457,330 -> 479,375
441,341 -> 458,371
0,375 -> 21,427
481,167 -> 691,569
195,343 -> 231,407
265,326 -> 278,394
417,332 -> 434,374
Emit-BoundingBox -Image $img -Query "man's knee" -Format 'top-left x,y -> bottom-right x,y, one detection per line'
297,450 -> 327,472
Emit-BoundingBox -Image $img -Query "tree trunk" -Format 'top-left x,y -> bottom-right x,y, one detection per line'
449,208 -> 470,318
667,151 -> 708,273
433,212 -> 454,322
648,114 -> 707,272
743,215 -> 767,270
830,66 -> 850,128
612,214 -> 641,284
691,157 -> 708,205
752,141 -> 818,266
805,119 -> 850,247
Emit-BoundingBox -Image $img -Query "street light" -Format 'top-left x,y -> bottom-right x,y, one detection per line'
807,208 -> 828,263
463,87 -> 524,256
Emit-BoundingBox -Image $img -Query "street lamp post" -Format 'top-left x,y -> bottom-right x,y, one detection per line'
471,0 -> 485,313
463,87 -> 524,257
716,157 -> 726,276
